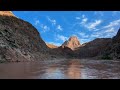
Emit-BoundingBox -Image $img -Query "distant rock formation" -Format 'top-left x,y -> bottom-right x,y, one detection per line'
0,11 -> 49,62
0,11 -> 15,17
62,36 -> 81,50
48,36 -> 80,58
46,43 -> 58,49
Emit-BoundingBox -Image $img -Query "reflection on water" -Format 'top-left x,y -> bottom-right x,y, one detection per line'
40,67 -> 65,79
0,59 -> 120,79
66,60 -> 82,79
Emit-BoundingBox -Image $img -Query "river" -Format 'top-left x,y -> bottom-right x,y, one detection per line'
0,59 -> 120,79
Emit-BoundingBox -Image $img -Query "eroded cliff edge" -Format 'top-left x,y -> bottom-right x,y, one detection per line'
0,11 -> 50,62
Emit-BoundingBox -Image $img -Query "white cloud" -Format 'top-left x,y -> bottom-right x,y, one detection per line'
98,19 -> 120,38
88,19 -> 120,39
47,16 -> 63,31
56,34 -> 68,42
47,16 -> 56,25
69,15 -> 88,30
78,32 -> 85,36
90,32 -> 101,38
86,20 -> 102,30
103,19 -> 120,29
104,28 -> 117,38
80,38 -> 91,44
82,18 -> 88,24
80,14 -> 102,30
104,33 -> 114,38
43,26 -> 47,30
57,25 -> 63,31
90,31 -> 105,38
90,27 -> 117,39
34,20 -> 40,26
78,32 -> 89,38
40,24 -> 50,32
82,15 -> 85,18
34,18 -> 50,33
105,27 -> 115,33
81,15 -> 88,24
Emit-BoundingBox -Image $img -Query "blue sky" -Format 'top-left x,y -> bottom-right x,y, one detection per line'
13,11 -> 120,46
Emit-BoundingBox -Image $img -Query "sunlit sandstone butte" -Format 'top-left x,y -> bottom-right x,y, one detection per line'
0,11 -> 15,16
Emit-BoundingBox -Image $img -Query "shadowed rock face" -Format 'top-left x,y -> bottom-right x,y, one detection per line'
74,28 -> 120,60
74,38 -> 112,58
62,36 -> 81,50
48,46 -> 74,58
0,12 -> 49,62
102,28 -> 120,59
113,28 -> 120,43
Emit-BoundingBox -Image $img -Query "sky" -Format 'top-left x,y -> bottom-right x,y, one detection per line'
13,11 -> 120,46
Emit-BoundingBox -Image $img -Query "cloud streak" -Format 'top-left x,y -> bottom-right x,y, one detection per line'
87,20 -> 102,30
90,27 -> 117,39
40,24 -> 50,32
77,14 -> 103,31
56,25 -> 63,31
104,27 -> 115,33
55,34 -> 68,42
80,38 -> 91,44
47,16 -> 56,25
78,32 -> 89,38
103,19 -> 120,29
34,20 -> 40,26
81,15 -> 88,24
47,16 -> 63,31
81,19 -> 102,30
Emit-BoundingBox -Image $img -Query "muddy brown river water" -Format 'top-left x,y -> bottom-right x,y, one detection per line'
0,59 -> 120,79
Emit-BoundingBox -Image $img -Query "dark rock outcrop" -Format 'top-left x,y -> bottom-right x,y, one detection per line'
0,11 -> 49,62
74,38 -> 112,58
74,28 -> 120,60
113,28 -> 120,43
102,28 -> 120,59
48,46 -> 74,58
